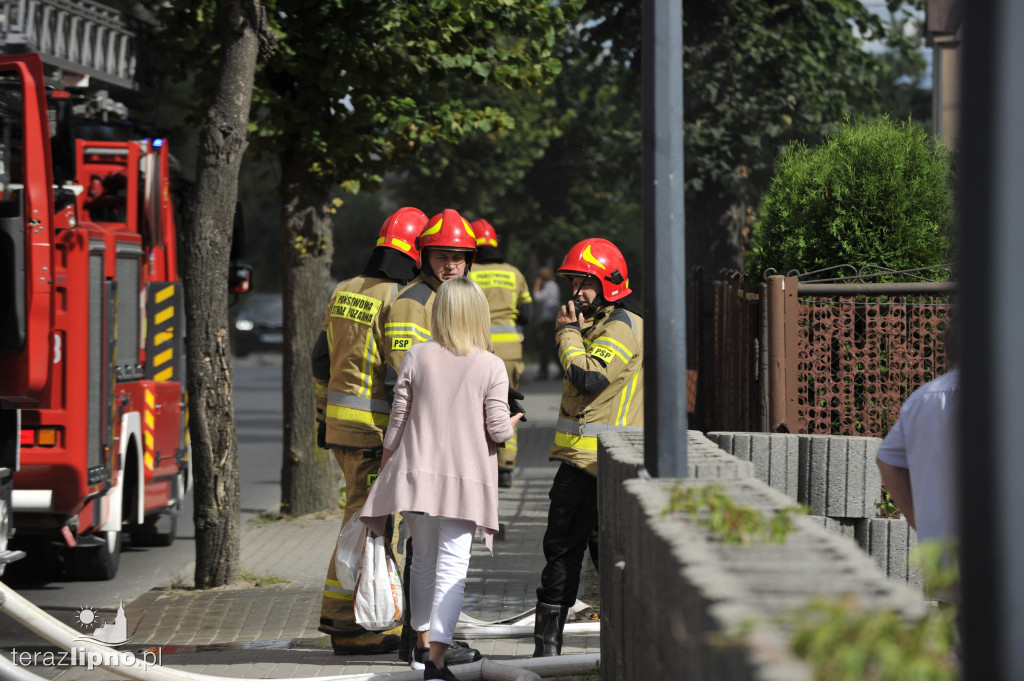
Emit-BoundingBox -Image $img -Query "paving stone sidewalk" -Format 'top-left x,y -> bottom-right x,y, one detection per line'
5,373 -> 600,680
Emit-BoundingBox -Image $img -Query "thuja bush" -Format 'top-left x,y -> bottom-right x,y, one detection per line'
747,117 -> 954,279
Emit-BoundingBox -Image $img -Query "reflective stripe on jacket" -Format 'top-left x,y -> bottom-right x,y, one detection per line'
550,305 -> 644,476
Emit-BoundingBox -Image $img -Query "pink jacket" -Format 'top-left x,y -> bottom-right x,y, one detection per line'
359,341 -> 513,551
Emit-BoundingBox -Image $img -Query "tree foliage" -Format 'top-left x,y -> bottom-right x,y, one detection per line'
385,4 -> 641,275
156,1 -> 580,194
386,0 -> 930,285
746,116 -> 953,278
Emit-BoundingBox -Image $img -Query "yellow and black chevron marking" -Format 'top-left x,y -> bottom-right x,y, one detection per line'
146,282 -> 184,382
144,387 -> 156,472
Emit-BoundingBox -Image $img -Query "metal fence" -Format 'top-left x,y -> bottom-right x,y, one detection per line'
795,289 -> 953,435
695,271 -> 955,437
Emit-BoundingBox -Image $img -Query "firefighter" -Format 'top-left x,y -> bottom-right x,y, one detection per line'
379,208 -> 484,670
468,219 -> 533,488
533,238 -> 644,657
311,206 -> 427,655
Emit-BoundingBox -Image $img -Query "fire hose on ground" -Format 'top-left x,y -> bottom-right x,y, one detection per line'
0,581 -> 600,681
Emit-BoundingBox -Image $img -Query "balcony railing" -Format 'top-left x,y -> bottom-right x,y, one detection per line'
0,0 -> 147,90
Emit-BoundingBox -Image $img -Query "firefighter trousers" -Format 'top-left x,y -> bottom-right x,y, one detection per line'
536,462 -> 599,607
320,446 -> 383,635
497,358 -> 524,470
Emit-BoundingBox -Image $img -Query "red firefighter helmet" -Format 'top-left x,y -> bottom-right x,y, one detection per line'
416,208 -> 477,269
557,238 -> 632,301
470,219 -> 498,248
376,207 -> 428,261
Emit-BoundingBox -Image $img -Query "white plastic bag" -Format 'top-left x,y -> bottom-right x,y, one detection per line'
353,533 -> 404,631
333,519 -> 368,591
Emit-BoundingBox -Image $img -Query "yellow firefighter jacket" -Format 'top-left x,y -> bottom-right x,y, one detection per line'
313,276 -> 400,449
551,304 -> 644,476
469,262 -> 533,363
380,272 -> 440,403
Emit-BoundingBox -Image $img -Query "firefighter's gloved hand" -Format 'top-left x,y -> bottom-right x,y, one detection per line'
317,421 -> 327,449
509,388 -> 527,423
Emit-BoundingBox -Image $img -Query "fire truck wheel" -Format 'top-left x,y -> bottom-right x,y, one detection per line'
73,530 -> 122,581
129,510 -> 178,547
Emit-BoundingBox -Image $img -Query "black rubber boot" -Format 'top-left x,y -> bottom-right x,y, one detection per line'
532,602 -> 569,657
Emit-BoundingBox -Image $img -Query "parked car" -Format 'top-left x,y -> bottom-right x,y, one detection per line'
232,293 -> 283,356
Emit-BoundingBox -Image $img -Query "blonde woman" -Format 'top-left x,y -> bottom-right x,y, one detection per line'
361,277 -> 523,681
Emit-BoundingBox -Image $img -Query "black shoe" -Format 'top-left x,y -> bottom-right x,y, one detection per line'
498,468 -> 513,488
424,660 -> 459,680
412,641 -> 480,670
330,631 -> 401,655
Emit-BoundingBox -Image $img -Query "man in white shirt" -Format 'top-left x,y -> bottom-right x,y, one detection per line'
876,366 -> 960,544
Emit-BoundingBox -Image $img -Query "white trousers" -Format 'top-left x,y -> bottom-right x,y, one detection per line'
405,514 -> 475,644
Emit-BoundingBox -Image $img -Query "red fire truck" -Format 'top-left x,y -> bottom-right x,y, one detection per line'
0,53 -> 193,580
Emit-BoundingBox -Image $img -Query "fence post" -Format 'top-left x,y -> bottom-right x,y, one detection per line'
759,281 -> 769,432
766,275 -> 799,432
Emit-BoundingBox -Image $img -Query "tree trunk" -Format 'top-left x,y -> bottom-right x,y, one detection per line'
183,0 -> 263,589
279,146 -> 339,516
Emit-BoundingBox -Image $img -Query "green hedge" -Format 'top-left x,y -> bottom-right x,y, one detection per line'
747,117 -> 953,279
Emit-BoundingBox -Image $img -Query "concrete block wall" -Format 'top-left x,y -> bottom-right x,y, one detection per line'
706,432 -> 800,499
855,517 -> 923,590
604,430 -> 754,481
599,434 -> 927,681
708,432 -> 883,517
798,434 -> 882,518
810,516 -> 923,590
808,515 -> 858,540
707,432 -> 921,589
598,430 -> 755,681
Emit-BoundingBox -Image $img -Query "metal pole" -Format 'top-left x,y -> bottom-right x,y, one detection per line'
959,2 -> 1024,679
642,0 -> 686,478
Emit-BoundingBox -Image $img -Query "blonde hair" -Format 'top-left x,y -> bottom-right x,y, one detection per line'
431,277 -> 492,355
